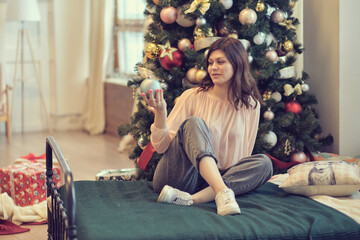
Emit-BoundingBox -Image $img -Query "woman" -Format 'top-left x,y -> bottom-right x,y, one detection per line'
141,37 -> 273,216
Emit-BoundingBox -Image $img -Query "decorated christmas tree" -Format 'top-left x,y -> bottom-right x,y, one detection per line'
118,0 -> 332,180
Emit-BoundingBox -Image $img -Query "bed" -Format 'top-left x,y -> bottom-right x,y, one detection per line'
45,136 -> 360,240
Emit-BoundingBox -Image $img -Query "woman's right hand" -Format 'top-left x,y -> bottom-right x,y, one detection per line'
140,89 -> 167,115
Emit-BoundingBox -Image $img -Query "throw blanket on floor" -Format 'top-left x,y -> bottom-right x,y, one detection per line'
0,192 -> 47,225
60,180 -> 360,240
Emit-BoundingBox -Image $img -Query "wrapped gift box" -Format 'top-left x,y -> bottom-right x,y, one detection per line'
0,157 -> 62,207
96,168 -> 137,181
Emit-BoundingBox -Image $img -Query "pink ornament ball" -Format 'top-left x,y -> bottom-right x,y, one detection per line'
263,110 -> 274,121
160,7 -> 178,24
177,38 -> 192,52
239,8 -> 257,25
290,152 -> 307,164
265,49 -> 278,62
271,9 -> 285,23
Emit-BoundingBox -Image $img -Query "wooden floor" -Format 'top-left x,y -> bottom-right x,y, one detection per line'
0,130 -> 136,240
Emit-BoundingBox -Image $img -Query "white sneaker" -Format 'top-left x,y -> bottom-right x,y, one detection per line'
157,185 -> 193,206
215,189 -> 241,216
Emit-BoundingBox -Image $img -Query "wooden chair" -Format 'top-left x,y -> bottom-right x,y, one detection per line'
0,85 -> 11,142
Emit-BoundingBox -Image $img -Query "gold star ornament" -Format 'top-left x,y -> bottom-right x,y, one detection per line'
158,41 -> 177,61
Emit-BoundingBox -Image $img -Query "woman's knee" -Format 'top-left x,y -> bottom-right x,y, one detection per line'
256,154 -> 273,180
182,116 -> 204,129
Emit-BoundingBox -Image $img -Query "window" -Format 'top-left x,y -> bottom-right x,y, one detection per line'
111,0 -> 146,79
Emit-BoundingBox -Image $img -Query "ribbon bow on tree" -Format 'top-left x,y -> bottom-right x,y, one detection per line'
283,83 -> 302,96
185,0 -> 211,15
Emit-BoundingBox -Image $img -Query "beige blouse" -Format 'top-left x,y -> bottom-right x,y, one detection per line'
150,87 -> 260,170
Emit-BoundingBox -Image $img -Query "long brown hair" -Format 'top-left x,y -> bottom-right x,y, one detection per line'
198,37 -> 261,110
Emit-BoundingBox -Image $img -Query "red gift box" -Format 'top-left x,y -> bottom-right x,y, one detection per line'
0,154 -> 62,207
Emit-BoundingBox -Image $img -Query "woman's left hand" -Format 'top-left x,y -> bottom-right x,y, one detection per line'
140,89 -> 167,115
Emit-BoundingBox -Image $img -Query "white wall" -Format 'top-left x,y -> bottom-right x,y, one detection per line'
339,1 -> 360,155
304,0 -> 360,156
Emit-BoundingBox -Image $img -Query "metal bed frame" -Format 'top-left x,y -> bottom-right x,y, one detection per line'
46,136 -> 77,240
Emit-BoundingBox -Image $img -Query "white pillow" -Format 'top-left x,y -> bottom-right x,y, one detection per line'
279,160 -> 360,196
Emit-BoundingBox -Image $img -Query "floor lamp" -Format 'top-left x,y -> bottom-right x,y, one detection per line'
6,0 -> 52,133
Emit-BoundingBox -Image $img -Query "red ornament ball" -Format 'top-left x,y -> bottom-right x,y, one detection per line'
290,151 -> 307,164
285,100 -> 302,114
160,7 -> 178,24
159,49 -> 183,71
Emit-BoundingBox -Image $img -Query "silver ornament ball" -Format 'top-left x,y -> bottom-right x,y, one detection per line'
263,131 -> 277,149
301,83 -> 310,92
196,17 -> 207,27
140,78 -> 162,98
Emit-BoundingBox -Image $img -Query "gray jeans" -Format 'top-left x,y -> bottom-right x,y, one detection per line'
153,116 -> 273,195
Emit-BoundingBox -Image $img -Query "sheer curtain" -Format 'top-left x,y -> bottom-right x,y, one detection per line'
53,0 -> 113,134
82,0 -> 114,134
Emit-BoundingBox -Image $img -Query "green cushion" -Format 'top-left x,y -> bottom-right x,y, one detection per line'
60,180 -> 360,240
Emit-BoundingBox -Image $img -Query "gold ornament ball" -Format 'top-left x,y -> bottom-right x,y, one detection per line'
186,67 -> 198,84
283,40 -> 294,52
195,69 -> 207,83
153,0 -> 160,5
228,33 -> 238,39
264,110 -> 274,121
144,43 -> 159,59
255,2 -> 265,12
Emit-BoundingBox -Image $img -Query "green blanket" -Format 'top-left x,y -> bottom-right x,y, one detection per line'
60,181 -> 360,240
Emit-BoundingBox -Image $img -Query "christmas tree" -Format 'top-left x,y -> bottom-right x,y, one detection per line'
118,0 -> 333,180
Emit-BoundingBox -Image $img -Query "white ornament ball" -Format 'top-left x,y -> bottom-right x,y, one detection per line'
264,131 -> 277,149
301,83 -> 310,92
160,7 -> 178,24
264,110 -> 275,121
140,78 -> 162,98
265,49 -> 278,62
253,32 -> 266,45
271,91 -> 282,102
271,9 -> 285,23
186,68 -> 198,84
176,5 -> 195,27
196,17 -> 207,27
248,54 -> 253,64
220,0 -> 233,10
177,38 -> 192,52
266,33 -> 277,47
239,8 -> 257,25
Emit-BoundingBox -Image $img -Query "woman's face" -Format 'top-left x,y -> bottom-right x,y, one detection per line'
207,50 -> 234,88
